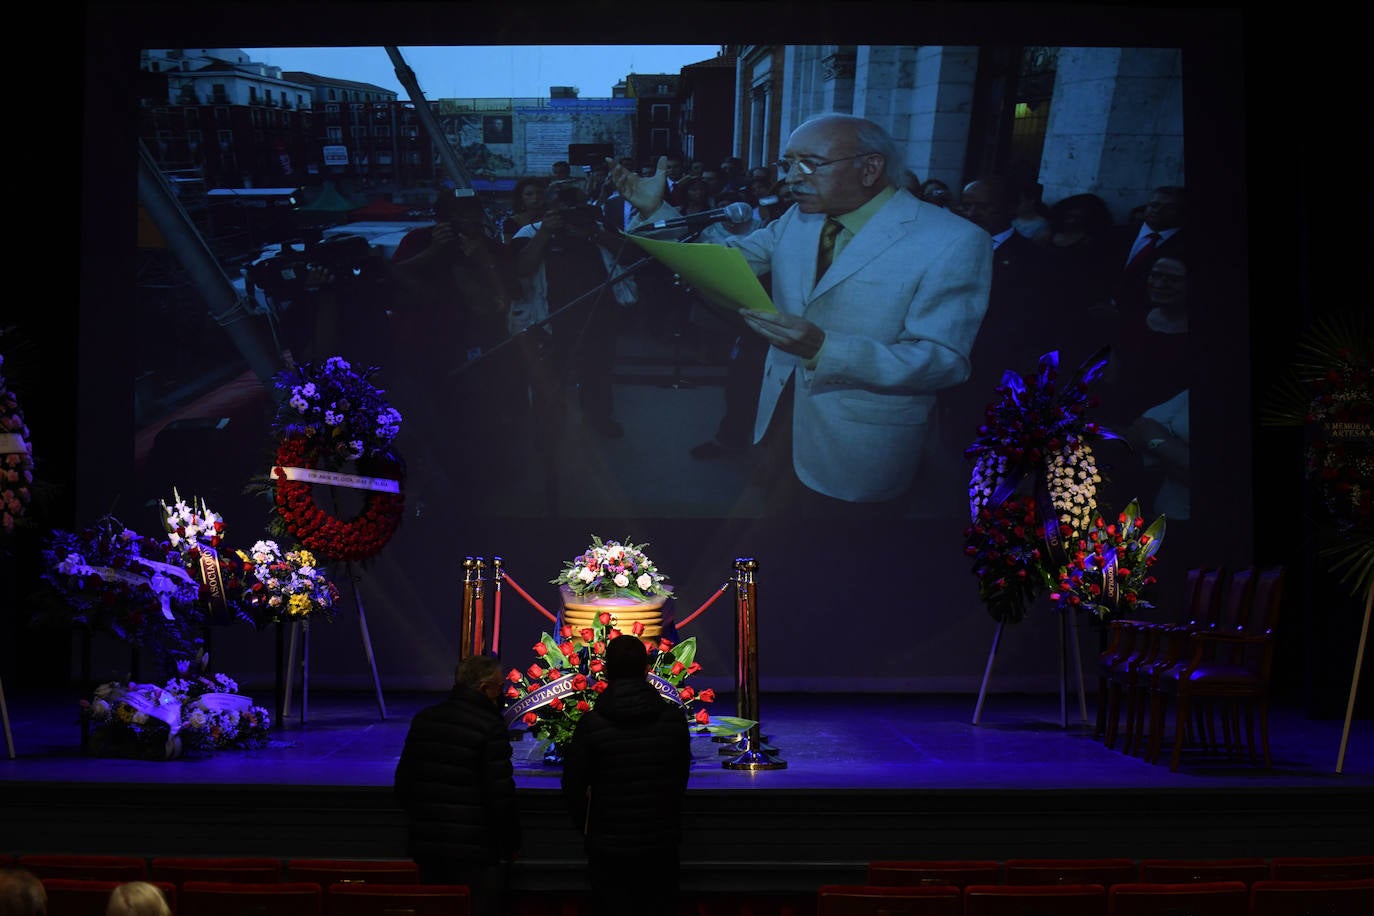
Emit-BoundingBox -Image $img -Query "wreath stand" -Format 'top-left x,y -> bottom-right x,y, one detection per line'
973,608 -> 1089,727
0,673 -> 13,759
278,562 -> 387,724
1336,579 -> 1373,773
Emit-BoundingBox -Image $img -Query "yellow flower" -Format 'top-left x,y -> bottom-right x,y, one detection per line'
288,593 -> 313,617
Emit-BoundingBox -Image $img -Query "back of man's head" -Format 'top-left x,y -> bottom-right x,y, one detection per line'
604,635 -> 649,680
455,655 -> 502,689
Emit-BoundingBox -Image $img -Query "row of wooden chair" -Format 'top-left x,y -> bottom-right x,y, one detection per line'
817,879 -> 1374,915
37,878 -> 469,916
1096,565 -> 1286,770
866,855 -> 1374,887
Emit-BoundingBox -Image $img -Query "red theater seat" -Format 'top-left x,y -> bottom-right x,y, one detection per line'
1248,878 -> 1374,914
1107,881 -> 1248,916
963,883 -> 1107,916
285,858 -> 420,885
150,856 -> 283,886
1003,857 -> 1139,887
816,883 -> 961,915
180,880 -> 320,916
18,854 -> 148,882
324,882 -> 471,916
1137,857 -> 1268,886
1267,855 -> 1374,880
865,859 -> 1003,888
41,878 -> 178,916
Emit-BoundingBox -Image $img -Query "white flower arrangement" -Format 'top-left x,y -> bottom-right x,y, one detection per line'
1045,441 -> 1102,539
551,536 -> 671,602
160,487 -> 225,552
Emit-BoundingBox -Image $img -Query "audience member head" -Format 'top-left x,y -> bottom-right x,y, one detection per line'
780,114 -> 899,216
689,160 -> 705,178
550,160 -> 572,180
958,176 -> 1018,235
512,176 -> 547,215
1048,192 -> 1113,243
0,868 -> 47,916
664,156 -> 684,181
105,881 -> 171,916
456,654 -> 505,706
604,634 -> 650,680
677,175 -> 710,211
919,179 -> 953,208
1142,185 -> 1185,232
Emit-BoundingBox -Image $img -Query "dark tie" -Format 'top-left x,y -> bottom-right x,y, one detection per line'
815,217 -> 844,284
1126,231 -> 1161,271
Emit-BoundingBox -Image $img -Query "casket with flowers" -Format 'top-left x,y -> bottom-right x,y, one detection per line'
551,536 -> 674,639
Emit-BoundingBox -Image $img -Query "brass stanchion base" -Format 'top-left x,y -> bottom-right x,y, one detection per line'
718,736 -> 776,755
723,748 -> 787,770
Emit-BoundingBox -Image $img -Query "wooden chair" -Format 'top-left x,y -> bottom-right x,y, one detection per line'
324,882 -> 471,916
150,856 -> 283,886
1107,880 -> 1248,915
1268,854 -> 1374,880
1098,567 -> 1212,750
41,878 -> 177,916
284,858 -> 420,886
180,880 -> 320,916
1150,566 -> 1286,770
1248,877 -> 1374,914
1003,858 -> 1138,887
962,883 -> 1107,916
1137,858 -> 1269,886
865,859 -> 1003,889
816,884 -> 961,915
18,854 -> 149,882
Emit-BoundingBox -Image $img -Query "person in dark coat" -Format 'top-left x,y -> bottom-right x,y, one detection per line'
561,635 -> 692,916
393,655 -> 520,916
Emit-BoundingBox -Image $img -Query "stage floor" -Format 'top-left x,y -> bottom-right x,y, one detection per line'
2,689 -> 1371,790
3,690 -> 1372,894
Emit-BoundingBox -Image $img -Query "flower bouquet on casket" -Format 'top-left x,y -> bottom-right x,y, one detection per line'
502,610 -> 754,761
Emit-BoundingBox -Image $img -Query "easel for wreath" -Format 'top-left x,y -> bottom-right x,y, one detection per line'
973,608 -> 1089,728
460,553 -> 785,770
1336,579 -> 1372,773
277,562 -> 387,725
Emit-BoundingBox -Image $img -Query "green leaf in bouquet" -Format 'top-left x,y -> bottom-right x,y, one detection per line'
1140,515 -> 1167,561
696,715 -> 757,737
540,632 -> 572,669
1120,498 -> 1140,533
658,636 -> 698,683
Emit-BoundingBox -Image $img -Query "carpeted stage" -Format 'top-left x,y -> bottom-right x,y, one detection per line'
2,689 -> 1371,896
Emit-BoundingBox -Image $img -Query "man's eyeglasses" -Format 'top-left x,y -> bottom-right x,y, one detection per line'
775,153 -> 872,176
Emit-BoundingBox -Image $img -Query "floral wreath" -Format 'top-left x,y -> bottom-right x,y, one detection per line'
0,351 -> 35,536
502,609 -> 754,751
962,348 -> 1164,622
267,357 -> 405,564
1262,312 -> 1373,599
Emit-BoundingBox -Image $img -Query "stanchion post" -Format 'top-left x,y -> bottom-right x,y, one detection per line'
724,556 -> 786,770
491,556 -> 504,656
461,557 -> 477,660
472,557 -> 487,657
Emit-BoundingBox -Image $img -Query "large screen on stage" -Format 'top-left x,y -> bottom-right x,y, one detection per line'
72,4 -> 1251,693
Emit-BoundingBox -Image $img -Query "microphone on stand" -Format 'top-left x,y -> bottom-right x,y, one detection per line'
634,201 -> 756,233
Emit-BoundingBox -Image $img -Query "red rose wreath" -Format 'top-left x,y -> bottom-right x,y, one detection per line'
268,357 -> 405,563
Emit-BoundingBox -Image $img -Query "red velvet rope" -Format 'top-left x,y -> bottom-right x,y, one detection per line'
494,569 -> 732,631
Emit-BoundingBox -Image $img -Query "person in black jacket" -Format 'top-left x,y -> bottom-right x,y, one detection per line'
393,655 -> 520,916
561,635 -> 692,916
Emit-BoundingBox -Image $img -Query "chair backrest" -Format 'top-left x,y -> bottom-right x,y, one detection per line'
41,878 -> 178,916
816,883 -> 961,916
284,858 -> 420,886
1138,858 -> 1269,885
324,882 -> 471,916
180,880 -> 320,916
1215,567 -> 1258,634
1107,881 -> 1249,916
19,853 -> 148,882
1187,568 -> 1226,628
1268,854 -> 1374,880
866,859 -> 1002,888
1003,857 -> 1138,887
1248,877 -> 1374,914
1242,565 -> 1286,675
962,883 -> 1107,916
150,856 -> 283,886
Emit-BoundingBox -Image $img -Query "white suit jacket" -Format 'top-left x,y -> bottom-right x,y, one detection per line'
637,189 -> 991,502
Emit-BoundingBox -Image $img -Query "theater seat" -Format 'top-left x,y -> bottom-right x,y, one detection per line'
1248,878 -> 1374,914
1003,857 -> 1138,887
962,883 -> 1107,916
285,858 -> 420,885
150,856 -> 283,886
1107,881 -> 1248,916
865,859 -> 1002,888
1267,854 -> 1374,880
18,853 -> 148,882
180,880 -> 320,916
41,878 -> 178,916
816,883 -> 961,915
1137,857 -> 1268,886
324,882 -> 471,916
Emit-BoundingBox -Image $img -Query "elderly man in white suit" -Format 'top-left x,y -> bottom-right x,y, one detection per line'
611,115 -> 991,514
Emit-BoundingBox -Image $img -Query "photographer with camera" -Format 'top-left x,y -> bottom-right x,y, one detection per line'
509,179 -> 638,439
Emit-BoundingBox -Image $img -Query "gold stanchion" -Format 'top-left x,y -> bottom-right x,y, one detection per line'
461,557 -> 486,659
723,557 -> 786,771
